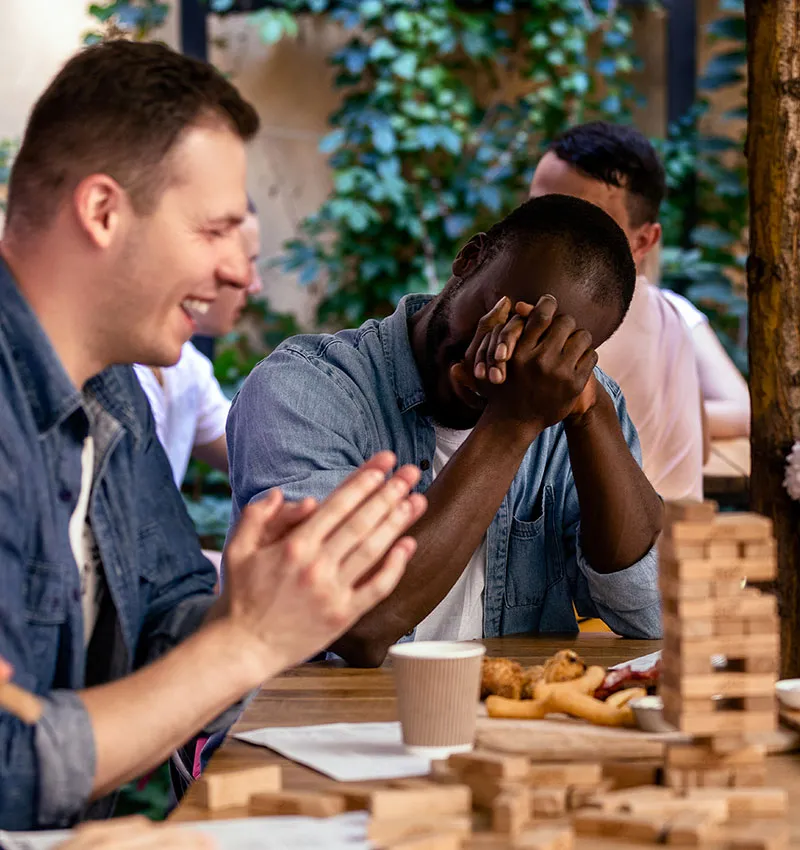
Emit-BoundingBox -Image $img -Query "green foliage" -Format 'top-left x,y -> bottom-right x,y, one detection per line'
84,0 -> 169,43
270,0 -> 643,327
657,0 -> 748,373
0,139 -> 18,213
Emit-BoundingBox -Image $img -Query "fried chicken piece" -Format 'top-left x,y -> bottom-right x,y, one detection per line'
521,665 -> 545,700
542,649 -> 587,684
481,657 -> 523,700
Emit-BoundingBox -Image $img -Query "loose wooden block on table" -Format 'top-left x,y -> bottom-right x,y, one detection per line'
385,832 -> 465,850
193,764 -> 281,810
449,751 -> 531,781
666,744 -> 766,769
573,809 -> 668,843
248,789 -> 345,817
341,784 -> 472,818
722,820 -> 789,850
514,824 -> 574,850
492,788 -> 530,836
665,811 -> 720,846
527,763 -> 603,788
685,788 -> 788,818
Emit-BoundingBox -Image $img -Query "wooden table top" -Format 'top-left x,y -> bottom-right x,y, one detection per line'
172,633 -> 800,848
704,437 -> 751,497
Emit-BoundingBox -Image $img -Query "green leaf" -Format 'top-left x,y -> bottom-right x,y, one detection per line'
88,4 -> 117,22
391,53 -> 418,80
359,0 -> 382,19
707,16 -> 746,42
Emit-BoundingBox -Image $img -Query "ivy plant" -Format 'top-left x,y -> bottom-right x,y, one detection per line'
658,0 -> 748,372
267,0 -> 643,326
84,0 -> 170,43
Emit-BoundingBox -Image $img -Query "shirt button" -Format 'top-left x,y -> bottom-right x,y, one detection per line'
420,459 -> 430,471
58,488 -> 73,503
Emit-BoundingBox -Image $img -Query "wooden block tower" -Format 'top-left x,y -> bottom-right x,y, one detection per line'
658,501 -> 779,789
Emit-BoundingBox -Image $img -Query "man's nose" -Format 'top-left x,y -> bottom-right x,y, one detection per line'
218,238 -> 250,290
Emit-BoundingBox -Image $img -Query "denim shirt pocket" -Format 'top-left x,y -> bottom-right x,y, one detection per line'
504,484 -> 564,609
24,559 -> 68,686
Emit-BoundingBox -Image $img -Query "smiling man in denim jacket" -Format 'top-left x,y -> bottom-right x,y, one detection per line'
0,42 -> 426,830
228,195 -> 664,668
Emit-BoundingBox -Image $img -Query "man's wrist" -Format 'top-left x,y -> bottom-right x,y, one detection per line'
196,616 -> 277,693
476,408 -> 544,450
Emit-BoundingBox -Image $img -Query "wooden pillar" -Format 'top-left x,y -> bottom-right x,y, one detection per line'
744,1 -> 800,678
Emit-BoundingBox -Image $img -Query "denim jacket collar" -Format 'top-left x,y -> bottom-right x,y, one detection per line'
379,293 -> 434,414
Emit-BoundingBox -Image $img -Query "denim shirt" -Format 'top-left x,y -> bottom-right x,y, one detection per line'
0,259 -> 228,830
228,295 -> 662,644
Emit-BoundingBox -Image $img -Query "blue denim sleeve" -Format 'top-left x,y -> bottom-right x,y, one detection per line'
227,347 -> 370,528
566,370 -> 662,640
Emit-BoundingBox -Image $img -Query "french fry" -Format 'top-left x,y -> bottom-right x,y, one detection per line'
486,696 -> 548,719
605,688 -> 647,709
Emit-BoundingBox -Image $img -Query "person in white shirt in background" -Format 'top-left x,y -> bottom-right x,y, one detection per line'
530,121 -> 704,502
135,199 -> 263,571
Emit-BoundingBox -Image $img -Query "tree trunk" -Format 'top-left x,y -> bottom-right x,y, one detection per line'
745,1 -> 800,678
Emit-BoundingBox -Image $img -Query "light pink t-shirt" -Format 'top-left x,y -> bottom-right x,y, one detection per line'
598,277 -> 704,501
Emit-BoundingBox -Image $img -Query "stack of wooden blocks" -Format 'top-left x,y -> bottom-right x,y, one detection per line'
658,500 -> 779,792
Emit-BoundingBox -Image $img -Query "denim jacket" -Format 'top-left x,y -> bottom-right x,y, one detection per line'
228,295 -> 662,644
0,259 -> 229,830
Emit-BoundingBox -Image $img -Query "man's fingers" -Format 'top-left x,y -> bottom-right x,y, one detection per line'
321,467 -> 421,565
339,492 -> 427,586
562,329 -> 594,367
258,498 -> 318,546
465,296 -> 510,368
227,490 -> 283,563
493,314 -> 525,364
538,314 -> 578,359
351,538 -> 416,610
576,348 -> 599,382
517,295 -> 558,356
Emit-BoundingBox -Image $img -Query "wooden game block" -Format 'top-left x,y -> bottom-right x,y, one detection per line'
742,695 -> 776,712
665,500 -> 718,523
729,764 -> 767,787
742,656 -> 779,675
449,751 -> 530,781
513,825 -> 574,850
492,788 -> 530,836
661,648 -> 716,677
664,769 -> 697,791
249,790 -> 345,818
573,810 -> 668,843
696,769 -> 734,788
716,618 -> 746,637
711,513 -> 773,542
663,612 -> 714,640
663,633 -> 779,659
368,816 -> 472,846
705,735 -> 752,755
659,537 -> 710,562
666,743 -> 766,769
667,711 -> 776,737
527,763 -> 602,788
663,672 -> 775,700
743,540 -> 776,559
660,577 -> 714,602
603,762 -> 661,790
455,772 -> 520,809
586,785 -> 674,813
385,832 -> 465,850
341,784 -> 472,818
708,540 -> 741,559
665,811 -> 721,846
661,690 -> 712,722
193,764 -> 282,810
744,616 -> 778,636
661,557 -> 745,583
722,820 -> 789,850
667,521 -> 716,543
741,558 -> 778,583
685,788 -> 788,817
566,782 -> 611,811
665,592 -> 776,621
712,579 -> 746,598
529,788 -> 568,818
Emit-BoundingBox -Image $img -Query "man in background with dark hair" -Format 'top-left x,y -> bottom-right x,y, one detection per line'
228,193 -> 664,669
529,121 -> 704,501
0,41 -> 426,829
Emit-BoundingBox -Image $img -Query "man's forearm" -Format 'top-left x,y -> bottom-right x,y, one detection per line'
333,418 -> 538,666
81,618 -> 263,798
564,391 -> 663,572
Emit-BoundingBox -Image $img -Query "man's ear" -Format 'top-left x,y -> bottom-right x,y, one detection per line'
631,221 -> 661,265
72,174 -> 125,250
452,233 -> 488,278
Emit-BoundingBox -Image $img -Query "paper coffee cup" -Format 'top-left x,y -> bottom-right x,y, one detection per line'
389,640 -> 486,759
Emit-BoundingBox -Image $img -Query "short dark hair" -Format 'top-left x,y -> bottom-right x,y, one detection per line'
7,40 -> 259,234
548,121 -> 665,226
482,193 -> 636,322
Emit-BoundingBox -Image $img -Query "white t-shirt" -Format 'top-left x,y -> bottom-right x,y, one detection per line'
414,426 -> 486,642
597,276 -> 704,502
134,342 -> 230,487
68,436 -> 101,645
661,289 -> 708,332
